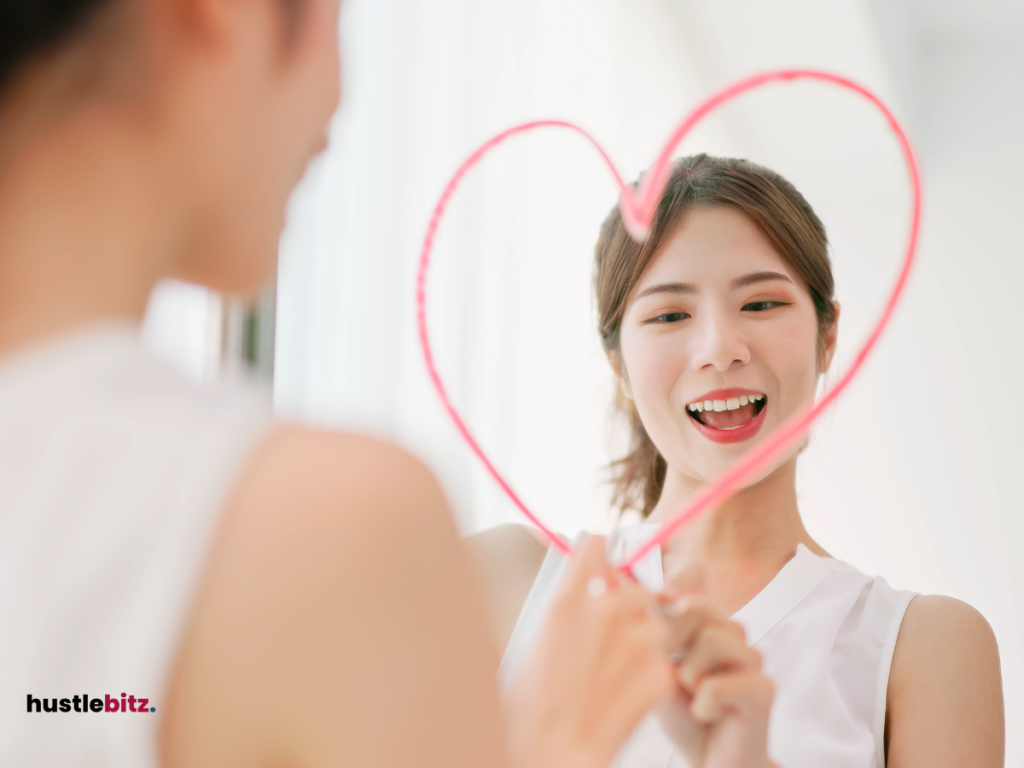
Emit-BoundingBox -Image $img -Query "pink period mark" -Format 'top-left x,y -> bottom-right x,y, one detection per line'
415,69 -> 922,574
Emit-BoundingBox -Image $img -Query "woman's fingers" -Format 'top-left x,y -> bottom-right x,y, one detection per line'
550,536 -> 676,681
688,672 -> 775,723
559,535 -> 616,600
516,538 -> 777,768
677,621 -> 761,691
653,596 -> 744,659
558,536 -> 667,630
657,599 -> 724,653
662,557 -> 706,598
560,539 -> 761,700
517,536 -> 689,768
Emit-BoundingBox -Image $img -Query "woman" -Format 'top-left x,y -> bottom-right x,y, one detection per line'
470,155 -> 1004,767
0,1 -> 692,767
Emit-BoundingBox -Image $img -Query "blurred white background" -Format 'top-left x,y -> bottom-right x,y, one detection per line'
143,0 -> 1023,760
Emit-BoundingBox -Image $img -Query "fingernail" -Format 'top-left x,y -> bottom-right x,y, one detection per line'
649,600 -> 681,617
671,596 -> 693,613
587,577 -> 608,597
661,602 -> 684,617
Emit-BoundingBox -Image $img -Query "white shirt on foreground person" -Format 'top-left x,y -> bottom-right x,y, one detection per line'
0,321 -> 273,765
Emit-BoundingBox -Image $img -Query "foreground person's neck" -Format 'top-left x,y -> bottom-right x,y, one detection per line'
0,111 -> 169,358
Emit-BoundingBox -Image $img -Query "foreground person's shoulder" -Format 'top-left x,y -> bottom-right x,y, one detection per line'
220,425 -> 468,599
160,426 -> 509,768
232,425 -> 460,566
247,426 -> 445,515
886,595 -> 1004,767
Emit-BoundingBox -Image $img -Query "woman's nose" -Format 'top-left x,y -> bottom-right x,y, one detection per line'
689,312 -> 750,372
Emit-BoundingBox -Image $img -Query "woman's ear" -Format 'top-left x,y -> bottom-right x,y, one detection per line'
820,301 -> 841,373
606,351 -> 634,401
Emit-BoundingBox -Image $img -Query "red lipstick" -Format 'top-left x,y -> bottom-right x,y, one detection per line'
686,388 -> 768,444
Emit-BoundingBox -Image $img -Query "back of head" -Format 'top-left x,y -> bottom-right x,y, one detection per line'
0,1 -> 108,92
0,0 -> 142,137
0,0 -> 341,302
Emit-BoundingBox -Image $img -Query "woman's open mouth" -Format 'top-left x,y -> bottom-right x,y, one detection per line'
685,391 -> 768,444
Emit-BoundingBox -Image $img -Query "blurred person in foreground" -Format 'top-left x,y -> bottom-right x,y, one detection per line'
0,1 -> 704,767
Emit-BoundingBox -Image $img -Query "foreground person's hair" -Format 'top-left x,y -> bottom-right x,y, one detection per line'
0,0 -> 307,100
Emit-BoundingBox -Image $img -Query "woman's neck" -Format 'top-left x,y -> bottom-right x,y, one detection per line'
0,109 -> 173,357
645,457 -> 827,568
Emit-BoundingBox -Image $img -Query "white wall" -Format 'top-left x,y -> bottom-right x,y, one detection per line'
141,280 -> 221,383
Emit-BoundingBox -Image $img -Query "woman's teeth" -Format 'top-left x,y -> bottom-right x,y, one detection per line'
687,394 -> 765,413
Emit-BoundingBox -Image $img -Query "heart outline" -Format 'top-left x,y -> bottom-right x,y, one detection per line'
415,69 -> 922,572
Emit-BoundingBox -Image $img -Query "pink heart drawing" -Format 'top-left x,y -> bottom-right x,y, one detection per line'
416,69 -> 921,574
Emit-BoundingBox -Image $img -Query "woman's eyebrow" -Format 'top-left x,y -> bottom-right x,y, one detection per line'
730,271 -> 793,289
634,282 -> 698,300
634,271 -> 792,300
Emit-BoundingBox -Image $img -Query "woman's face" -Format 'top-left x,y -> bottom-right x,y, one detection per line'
617,205 -> 835,488
172,0 -> 343,294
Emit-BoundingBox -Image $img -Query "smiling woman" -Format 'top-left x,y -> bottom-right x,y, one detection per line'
596,155 -> 836,517
467,154 -> 1004,768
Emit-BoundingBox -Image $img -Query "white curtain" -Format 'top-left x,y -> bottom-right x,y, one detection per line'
273,0 -> 907,540
275,0 -> 728,536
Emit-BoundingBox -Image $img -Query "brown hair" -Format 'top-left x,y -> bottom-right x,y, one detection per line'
0,0 -> 307,100
594,154 -> 836,518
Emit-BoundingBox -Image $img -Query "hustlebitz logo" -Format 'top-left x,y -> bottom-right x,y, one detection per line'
27,694 -> 155,713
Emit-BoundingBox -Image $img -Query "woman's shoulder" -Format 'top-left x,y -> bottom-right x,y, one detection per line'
163,426 -> 509,767
898,594 -> 996,639
464,524 -> 550,653
886,595 -> 1003,766
891,594 -> 999,686
246,425 -> 441,505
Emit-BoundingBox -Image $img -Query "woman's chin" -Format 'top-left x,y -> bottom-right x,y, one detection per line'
674,424 -> 784,483
675,456 -> 782,496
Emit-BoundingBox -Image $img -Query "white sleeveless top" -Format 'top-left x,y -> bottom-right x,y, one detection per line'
0,321 -> 275,767
501,523 -> 918,768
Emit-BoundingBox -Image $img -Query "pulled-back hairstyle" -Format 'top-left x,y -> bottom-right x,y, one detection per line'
0,0 -> 112,95
0,0 -> 307,101
594,154 -> 836,518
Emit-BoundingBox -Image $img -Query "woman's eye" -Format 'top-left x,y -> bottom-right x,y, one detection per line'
742,301 -> 790,312
647,312 -> 689,324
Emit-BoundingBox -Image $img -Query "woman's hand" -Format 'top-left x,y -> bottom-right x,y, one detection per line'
503,536 -> 679,768
655,595 -> 777,768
